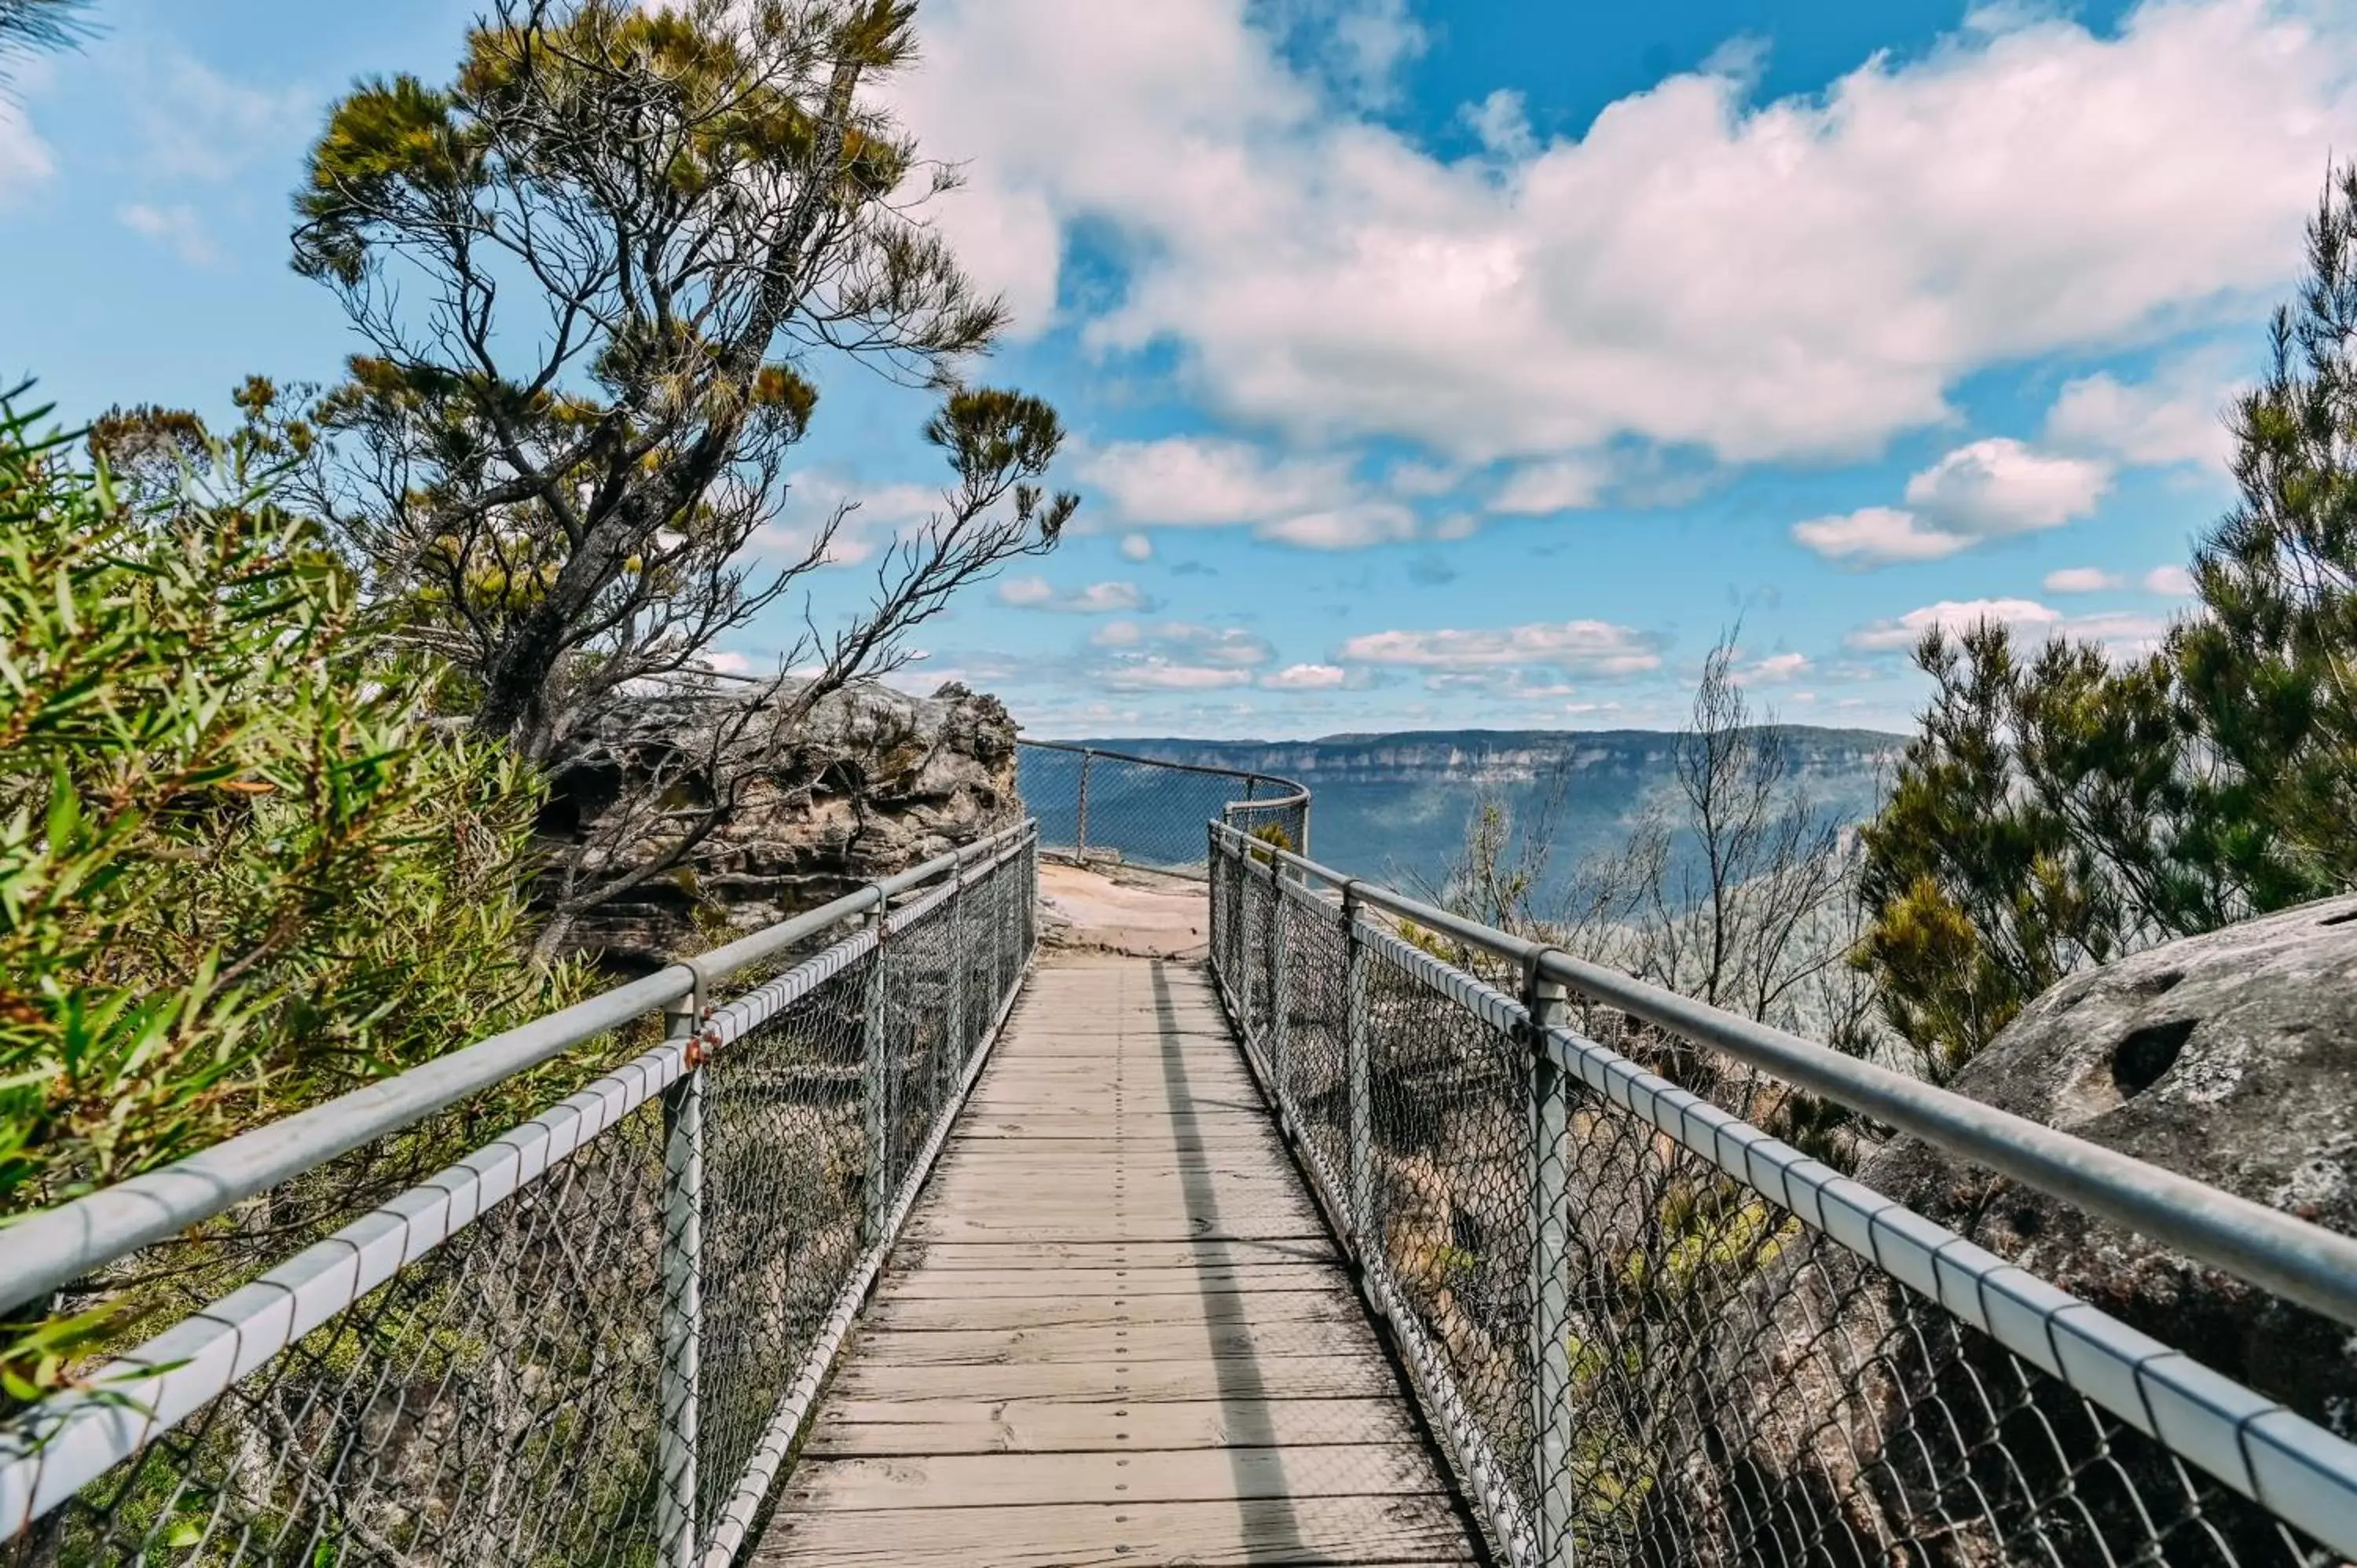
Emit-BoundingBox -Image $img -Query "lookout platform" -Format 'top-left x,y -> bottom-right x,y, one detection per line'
751,954 -> 1483,1566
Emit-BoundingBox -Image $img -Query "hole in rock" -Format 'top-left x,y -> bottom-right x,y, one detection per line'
2110,1017 -> 2197,1097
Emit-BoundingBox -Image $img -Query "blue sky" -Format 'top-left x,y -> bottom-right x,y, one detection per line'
2,0 -> 2348,739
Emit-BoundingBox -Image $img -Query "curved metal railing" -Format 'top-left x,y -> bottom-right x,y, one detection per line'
1015,737 -> 1309,874
1,823 -> 1040,1566
1207,818 -> 2357,1568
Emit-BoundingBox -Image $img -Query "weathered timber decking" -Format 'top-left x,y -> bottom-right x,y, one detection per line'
752,953 -> 1483,1566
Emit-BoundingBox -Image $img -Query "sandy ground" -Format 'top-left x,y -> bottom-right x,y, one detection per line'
1037,859 -> 1211,958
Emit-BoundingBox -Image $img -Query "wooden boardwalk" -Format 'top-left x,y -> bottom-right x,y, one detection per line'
753,954 -> 1483,1566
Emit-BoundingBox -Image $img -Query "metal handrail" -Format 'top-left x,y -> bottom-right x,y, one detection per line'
2,820 -> 1042,1559
1017,738 -> 1311,865
1207,821 -> 2357,1563
1207,819 -> 2357,1333
0,822 -> 1037,1320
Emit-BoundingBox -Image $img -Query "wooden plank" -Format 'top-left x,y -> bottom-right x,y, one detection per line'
864,1289 -> 1362,1332
751,1496 -> 1480,1566
874,1262 -> 1351,1299
754,952 -> 1481,1566
845,1316 -> 1376,1366
823,1355 -> 1402,1405
803,1398 -> 1419,1456
783,1445 -> 1447,1511
890,1237 -> 1340,1269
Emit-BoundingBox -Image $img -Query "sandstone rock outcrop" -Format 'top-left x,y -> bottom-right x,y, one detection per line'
1669,894 -> 2357,1564
544,680 -> 1020,965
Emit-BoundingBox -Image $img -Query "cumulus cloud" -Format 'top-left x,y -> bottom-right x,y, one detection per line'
2045,354 -> 2242,470
1079,435 -> 1419,548
1793,438 -> 2113,566
1904,439 -> 2113,535
1118,532 -> 1154,561
1846,596 -> 2171,655
1791,506 -> 1975,565
896,0 -> 2357,463
2144,563 -> 2198,595
2044,566 -> 2125,592
1338,618 -> 1662,674
1740,651 -> 1813,683
1260,662 -> 1350,690
996,576 -> 1147,614
1082,437 -> 1351,527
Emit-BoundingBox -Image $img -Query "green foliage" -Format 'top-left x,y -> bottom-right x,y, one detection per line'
0,394 -> 577,1394
0,0 -> 89,82
1860,162 -> 2357,1073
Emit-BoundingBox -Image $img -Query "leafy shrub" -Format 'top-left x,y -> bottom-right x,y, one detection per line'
0,393 -> 579,1396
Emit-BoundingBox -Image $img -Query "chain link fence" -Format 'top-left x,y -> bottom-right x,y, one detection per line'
1017,739 -> 1307,876
1209,822 -> 2357,1568
1,826 -> 1039,1568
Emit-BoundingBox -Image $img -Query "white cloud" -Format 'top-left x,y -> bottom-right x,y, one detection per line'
1080,435 -> 1423,548
1742,651 -> 1813,683
2045,566 -> 2126,592
1846,596 -> 2172,655
1339,618 -> 1662,674
1489,457 -> 1606,515
1260,662 -> 1349,690
1118,532 -> 1153,561
1793,438 -> 2113,566
0,102 -> 55,207
2045,355 -> 2241,470
1792,506 -> 1974,566
117,202 -> 218,266
1097,659 -> 1256,691
2144,563 -> 2198,595
897,0 -> 2357,465
1256,502 -> 1417,548
1081,436 -> 1350,525
1904,438 -> 2113,536
1464,88 -> 1538,159
996,576 -> 1146,614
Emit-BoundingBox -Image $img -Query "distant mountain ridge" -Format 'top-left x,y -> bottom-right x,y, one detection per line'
1027,725 -> 1904,894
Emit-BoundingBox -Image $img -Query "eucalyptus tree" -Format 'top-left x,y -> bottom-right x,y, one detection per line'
280,0 -> 1076,947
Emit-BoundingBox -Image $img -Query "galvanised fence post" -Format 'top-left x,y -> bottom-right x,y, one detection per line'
1524,958 -> 1574,1567
1075,749 -> 1093,859
1263,857 -> 1288,1110
657,980 -> 708,1568
944,867 -> 968,1092
862,888 -> 893,1247
1343,885 -> 1375,1265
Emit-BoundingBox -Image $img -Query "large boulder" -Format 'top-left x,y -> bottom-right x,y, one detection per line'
1661,895 -> 2357,1566
545,680 -> 1021,965
1858,892 -> 2357,1430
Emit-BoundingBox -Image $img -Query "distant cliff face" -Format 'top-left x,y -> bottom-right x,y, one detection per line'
1028,727 -> 1902,889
